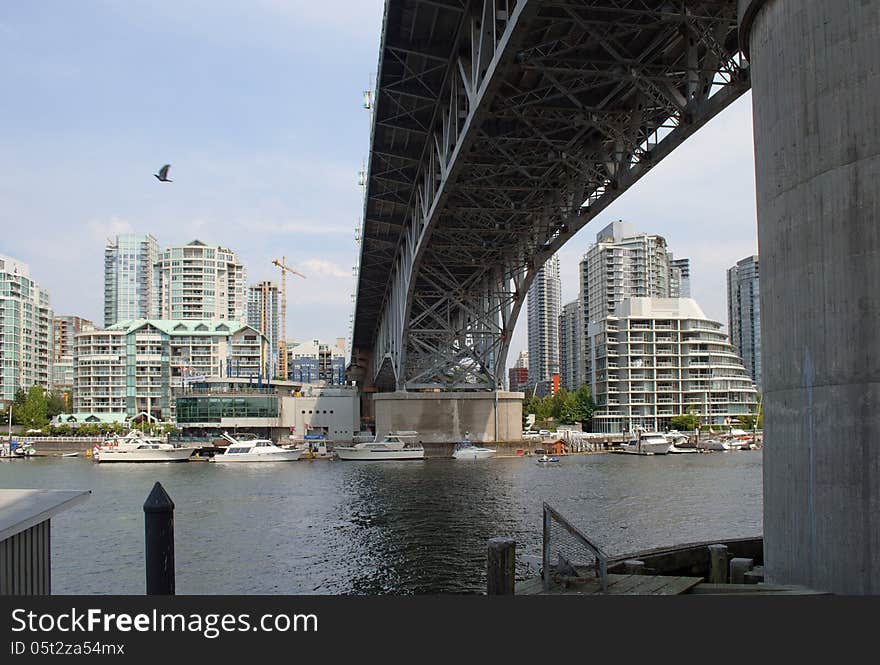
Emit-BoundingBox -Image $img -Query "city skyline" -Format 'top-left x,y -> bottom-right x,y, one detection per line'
1,1 -> 758,369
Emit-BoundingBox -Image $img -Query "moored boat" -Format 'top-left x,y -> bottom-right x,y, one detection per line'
334,431 -> 425,460
93,431 -> 193,463
211,432 -> 303,463
452,441 -> 496,460
619,429 -> 672,455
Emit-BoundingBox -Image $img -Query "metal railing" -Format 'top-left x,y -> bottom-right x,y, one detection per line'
543,502 -> 609,592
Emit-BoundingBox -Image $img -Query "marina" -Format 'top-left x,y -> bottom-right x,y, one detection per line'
0,449 -> 762,594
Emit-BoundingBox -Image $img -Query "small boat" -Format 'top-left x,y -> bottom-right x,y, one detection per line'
452,441 -> 496,460
699,438 -> 737,451
94,432 -> 194,462
61,452 -> 80,458
211,432 -> 303,463
334,431 -> 425,461
13,441 -> 37,457
288,431 -> 335,459
536,454 -> 560,464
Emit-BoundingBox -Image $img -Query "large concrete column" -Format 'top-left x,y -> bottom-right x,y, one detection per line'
740,0 -> 880,592
373,391 -> 524,444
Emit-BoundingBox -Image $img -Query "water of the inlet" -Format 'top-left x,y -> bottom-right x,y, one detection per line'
0,452 -> 762,594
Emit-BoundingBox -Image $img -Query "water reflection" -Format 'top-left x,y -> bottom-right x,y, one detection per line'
0,452 -> 762,594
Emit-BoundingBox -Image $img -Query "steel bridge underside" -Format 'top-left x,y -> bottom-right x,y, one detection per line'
350,0 -> 750,392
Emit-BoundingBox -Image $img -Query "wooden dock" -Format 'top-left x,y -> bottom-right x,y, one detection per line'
516,573 -> 704,595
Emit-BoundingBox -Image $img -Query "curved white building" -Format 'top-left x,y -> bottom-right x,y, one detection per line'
587,298 -> 758,433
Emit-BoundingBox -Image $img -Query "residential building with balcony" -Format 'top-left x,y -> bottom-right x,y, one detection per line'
287,338 -> 346,385
587,298 -> 758,433
0,254 -> 53,406
579,221 -> 690,391
669,257 -> 691,298
104,234 -> 158,327
156,240 -> 247,322
51,315 -> 94,394
73,319 -> 267,421
247,281 -> 281,377
559,300 -> 582,391
527,255 -> 561,387
727,255 -> 761,390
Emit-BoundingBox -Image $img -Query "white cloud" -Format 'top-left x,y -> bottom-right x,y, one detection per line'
86,216 -> 134,242
301,259 -> 353,279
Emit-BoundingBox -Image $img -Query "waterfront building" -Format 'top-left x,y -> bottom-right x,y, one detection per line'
175,380 -> 360,442
527,255 -> 561,387
579,221 -> 689,391
155,240 -> 247,322
287,338 -> 346,384
247,281 -> 282,378
104,234 -> 159,327
727,255 -> 762,390
559,300 -> 582,391
73,319 -> 267,421
0,254 -> 53,406
586,297 -> 758,433
513,350 -> 528,370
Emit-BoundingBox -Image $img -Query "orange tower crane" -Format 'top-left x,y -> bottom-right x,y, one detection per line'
272,257 -> 306,379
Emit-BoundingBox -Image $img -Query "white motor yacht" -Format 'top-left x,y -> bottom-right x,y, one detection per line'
619,429 -> 672,455
334,431 -> 425,460
94,432 -> 193,463
211,432 -> 303,463
452,441 -> 496,460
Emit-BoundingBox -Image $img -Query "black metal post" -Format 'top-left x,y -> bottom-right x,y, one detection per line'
144,481 -> 175,595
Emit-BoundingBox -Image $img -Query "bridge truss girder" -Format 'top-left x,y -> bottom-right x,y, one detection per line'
352,0 -> 750,391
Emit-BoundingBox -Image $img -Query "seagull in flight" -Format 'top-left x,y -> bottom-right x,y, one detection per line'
154,164 -> 173,182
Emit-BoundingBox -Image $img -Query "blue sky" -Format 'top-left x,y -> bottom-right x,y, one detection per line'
0,1 -> 758,360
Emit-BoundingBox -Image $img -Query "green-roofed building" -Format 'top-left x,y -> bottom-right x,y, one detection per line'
73,319 -> 268,421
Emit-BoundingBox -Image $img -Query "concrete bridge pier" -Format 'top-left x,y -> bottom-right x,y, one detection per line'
373,391 -> 524,444
740,0 -> 880,592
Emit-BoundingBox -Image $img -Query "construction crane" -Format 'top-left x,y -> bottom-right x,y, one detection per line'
272,257 -> 306,379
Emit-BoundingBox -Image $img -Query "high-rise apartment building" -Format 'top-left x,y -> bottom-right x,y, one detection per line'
53,316 -> 94,361
0,255 -> 53,405
527,255 -> 561,387
247,281 -> 281,377
727,255 -> 761,390
52,315 -> 94,394
579,221 -> 689,385
104,234 -> 158,327
156,240 -> 247,321
559,300 -> 582,391
670,257 -> 691,298
588,298 -> 758,433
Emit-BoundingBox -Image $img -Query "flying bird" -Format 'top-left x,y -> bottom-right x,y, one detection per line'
154,164 -> 173,182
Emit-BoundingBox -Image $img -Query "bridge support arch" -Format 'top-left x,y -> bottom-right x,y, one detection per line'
742,0 -> 880,592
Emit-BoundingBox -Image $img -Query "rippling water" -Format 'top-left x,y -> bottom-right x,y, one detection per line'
0,452 -> 762,594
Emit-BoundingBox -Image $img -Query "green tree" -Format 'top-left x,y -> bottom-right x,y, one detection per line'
669,412 -> 700,431
46,391 -> 68,418
558,390 -> 580,425
18,385 -> 49,429
572,385 -> 595,425
11,387 -> 27,425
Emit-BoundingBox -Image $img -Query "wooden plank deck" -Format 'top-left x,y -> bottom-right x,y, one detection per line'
515,573 -> 704,595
